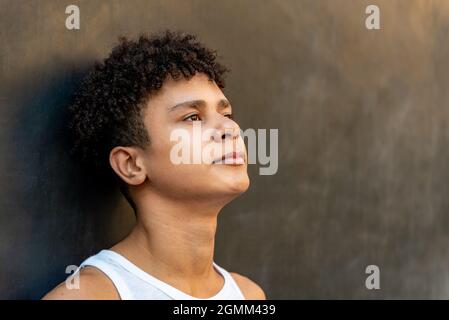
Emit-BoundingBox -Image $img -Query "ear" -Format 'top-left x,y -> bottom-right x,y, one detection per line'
109,146 -> 147,186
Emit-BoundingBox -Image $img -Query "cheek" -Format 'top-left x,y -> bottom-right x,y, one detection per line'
142,131 -> 209,189
146,142 -> 183,180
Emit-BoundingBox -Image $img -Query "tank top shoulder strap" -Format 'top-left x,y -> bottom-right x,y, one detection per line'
76,253 -> 134,300
212,262 -> 246,299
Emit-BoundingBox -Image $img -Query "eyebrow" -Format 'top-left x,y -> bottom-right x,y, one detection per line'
168,99 -> 231,112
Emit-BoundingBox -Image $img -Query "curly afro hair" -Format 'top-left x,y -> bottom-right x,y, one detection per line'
67,29 -> 230,212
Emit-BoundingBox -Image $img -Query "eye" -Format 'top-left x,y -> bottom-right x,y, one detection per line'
183,114 -> 202,122
224,113 -> 234,120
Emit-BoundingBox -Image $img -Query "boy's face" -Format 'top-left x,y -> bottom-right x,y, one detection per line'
140,72 -> 250,203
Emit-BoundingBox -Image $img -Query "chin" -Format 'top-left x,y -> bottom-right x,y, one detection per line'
219,171 -> 250,195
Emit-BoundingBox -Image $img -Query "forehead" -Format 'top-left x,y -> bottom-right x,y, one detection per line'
148,72 -> 226,108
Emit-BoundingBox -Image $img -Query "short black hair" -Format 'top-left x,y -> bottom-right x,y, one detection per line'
67,29 -> 229,212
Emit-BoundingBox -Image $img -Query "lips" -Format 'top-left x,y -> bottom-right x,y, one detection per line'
212,151 -> 245,165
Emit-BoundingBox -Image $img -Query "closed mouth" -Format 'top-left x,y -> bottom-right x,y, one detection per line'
212,151 -> 245,165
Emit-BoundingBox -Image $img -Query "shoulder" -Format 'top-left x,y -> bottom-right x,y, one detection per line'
229,272 -> 266,300
41,266 -> 120,300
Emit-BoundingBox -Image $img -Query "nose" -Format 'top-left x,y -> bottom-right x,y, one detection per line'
211,115 -> 240,142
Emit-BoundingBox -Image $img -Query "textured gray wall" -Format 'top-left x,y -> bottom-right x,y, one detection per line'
1,0 -> 449,299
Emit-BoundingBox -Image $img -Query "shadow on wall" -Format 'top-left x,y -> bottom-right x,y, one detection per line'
2,60 -> 135,299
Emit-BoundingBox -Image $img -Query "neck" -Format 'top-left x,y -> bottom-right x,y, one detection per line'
111,187 -> 230,289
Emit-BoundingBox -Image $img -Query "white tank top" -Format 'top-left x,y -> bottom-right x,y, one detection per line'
74,249 -> 246,300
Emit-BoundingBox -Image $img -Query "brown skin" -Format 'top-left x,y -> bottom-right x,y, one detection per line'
43,73 -> 265,300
